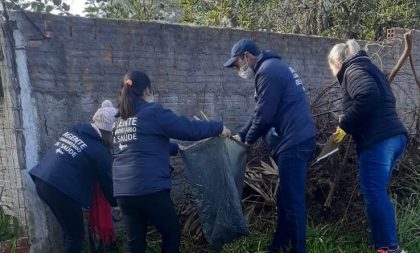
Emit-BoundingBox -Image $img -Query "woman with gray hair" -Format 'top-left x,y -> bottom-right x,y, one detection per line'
328,40 -> 407,253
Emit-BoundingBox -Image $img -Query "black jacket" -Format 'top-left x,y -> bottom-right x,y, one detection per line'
337,51 -> 407,151
238,51 -> 316,156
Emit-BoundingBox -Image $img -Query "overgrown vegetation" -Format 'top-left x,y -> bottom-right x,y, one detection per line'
100,195 -> 420,252
223,197 -> 420,253
3,0 -> 420,40
2,1 -> 418,252
0,190 -> 19,253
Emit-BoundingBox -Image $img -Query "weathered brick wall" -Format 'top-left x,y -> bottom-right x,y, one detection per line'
11,12 -> 345,156
0,97 -> 26,222
11,13 -> 419,156
1,11 -> 418,252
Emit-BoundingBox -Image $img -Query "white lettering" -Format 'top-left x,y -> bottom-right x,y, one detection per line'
59,137 -> 82,152
55,132 -> 89,158
62,132 -> 88,149
116,134 -> 137,143
295,79 -> 303,86
289,67 -> 305,91
60,143 -> 78,157
114,126 -> 137,135
117,117 -> 137,127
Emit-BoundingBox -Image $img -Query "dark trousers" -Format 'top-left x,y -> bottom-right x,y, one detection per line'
33,177 -> 84,253
117,190 -> 181,253
270,137 -> 316,253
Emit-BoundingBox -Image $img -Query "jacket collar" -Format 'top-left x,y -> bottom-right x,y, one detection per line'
336,50 -> 370,84
254,50 -> 282,73
71,124 -> 102,141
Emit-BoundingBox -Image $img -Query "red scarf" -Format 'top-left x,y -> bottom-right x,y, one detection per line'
89,183 -> 115,245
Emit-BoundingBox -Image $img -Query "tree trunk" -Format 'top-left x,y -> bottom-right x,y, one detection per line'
230,0 -> 240,27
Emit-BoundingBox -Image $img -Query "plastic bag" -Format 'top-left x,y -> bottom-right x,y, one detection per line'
181,137 -> 249,250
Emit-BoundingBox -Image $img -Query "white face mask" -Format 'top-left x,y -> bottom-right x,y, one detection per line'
238,59 -> 255,80
146,95 -> 155,103
143,88 -> 155,103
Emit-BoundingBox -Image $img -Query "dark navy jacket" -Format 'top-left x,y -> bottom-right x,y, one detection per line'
238,51 -> 316,156
337,51 -> 407,151
29,124 -> 117,208
112,99 -> 223,197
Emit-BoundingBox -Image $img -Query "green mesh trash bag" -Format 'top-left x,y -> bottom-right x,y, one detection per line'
181,137 -> 249,250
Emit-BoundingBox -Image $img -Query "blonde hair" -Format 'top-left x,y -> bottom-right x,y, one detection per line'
328,39 -> 361,65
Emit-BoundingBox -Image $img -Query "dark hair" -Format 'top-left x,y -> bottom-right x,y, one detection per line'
100,129 -> 113,154
118,70 -> 151,120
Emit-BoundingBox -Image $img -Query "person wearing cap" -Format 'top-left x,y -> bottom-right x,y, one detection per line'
29,100 -> 118,253
225,39 -> 316,253
112,70 -> 231,253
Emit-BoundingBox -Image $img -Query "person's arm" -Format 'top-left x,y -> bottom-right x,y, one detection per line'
245,74 -> 282,144
95,149 -> 118,207
237,114 -> 255,142
155,106 -> 223,141
339,68 -> 380,135
169,142 -> 179,156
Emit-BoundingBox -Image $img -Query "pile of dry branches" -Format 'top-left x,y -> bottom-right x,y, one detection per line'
176,32 -> 420,246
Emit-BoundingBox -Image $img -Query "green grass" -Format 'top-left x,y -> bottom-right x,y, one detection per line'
0,200 -> 19,253
222,196 -> 420,253
397,196 -> 420,251
221,223 -> 375,253
307,224 -> 376,253
222,229 -> 272,253
81,195 -> 420,253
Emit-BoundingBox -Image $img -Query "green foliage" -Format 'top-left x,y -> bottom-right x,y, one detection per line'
87,194 -> 420,252
222,198 -> 420,253
323,0 -> 420,40
397,196 -> 420,251
86,0 -> 419,40
0,191 -> 19,253
179,0 -> 420,40
83,0 -> 181,21
4,0 -> 71,15
212,222 -> 375,253
5,0 -> 419,40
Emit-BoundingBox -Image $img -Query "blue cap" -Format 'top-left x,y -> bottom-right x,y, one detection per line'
224,39 -> 260,68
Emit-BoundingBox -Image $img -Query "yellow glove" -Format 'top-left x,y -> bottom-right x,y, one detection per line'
232,134 -> 241,142
334,126 -> 347,143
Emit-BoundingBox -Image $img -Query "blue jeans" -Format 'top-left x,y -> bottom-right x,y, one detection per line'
359,134 -> 406,249
270,137 -> 316,253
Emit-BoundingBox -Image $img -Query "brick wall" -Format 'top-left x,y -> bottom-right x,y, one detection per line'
12,12 -> 345,155
12,13 -> 420,155
0,11 -> 418,252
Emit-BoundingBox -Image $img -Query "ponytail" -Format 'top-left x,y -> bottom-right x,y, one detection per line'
328,39 -> 361,65
345,39 -> 360,59
117,70 -> 151,120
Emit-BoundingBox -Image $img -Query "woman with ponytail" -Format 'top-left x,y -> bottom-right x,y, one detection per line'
328,40 -> 407,253
112,70 -> 230,253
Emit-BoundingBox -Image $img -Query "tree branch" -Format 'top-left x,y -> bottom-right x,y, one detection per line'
388,32 -> 412,83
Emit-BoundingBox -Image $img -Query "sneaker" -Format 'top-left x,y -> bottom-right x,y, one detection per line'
377,247 -> 407,253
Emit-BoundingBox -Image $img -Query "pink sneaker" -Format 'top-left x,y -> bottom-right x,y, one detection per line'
377,247 -> 407,253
